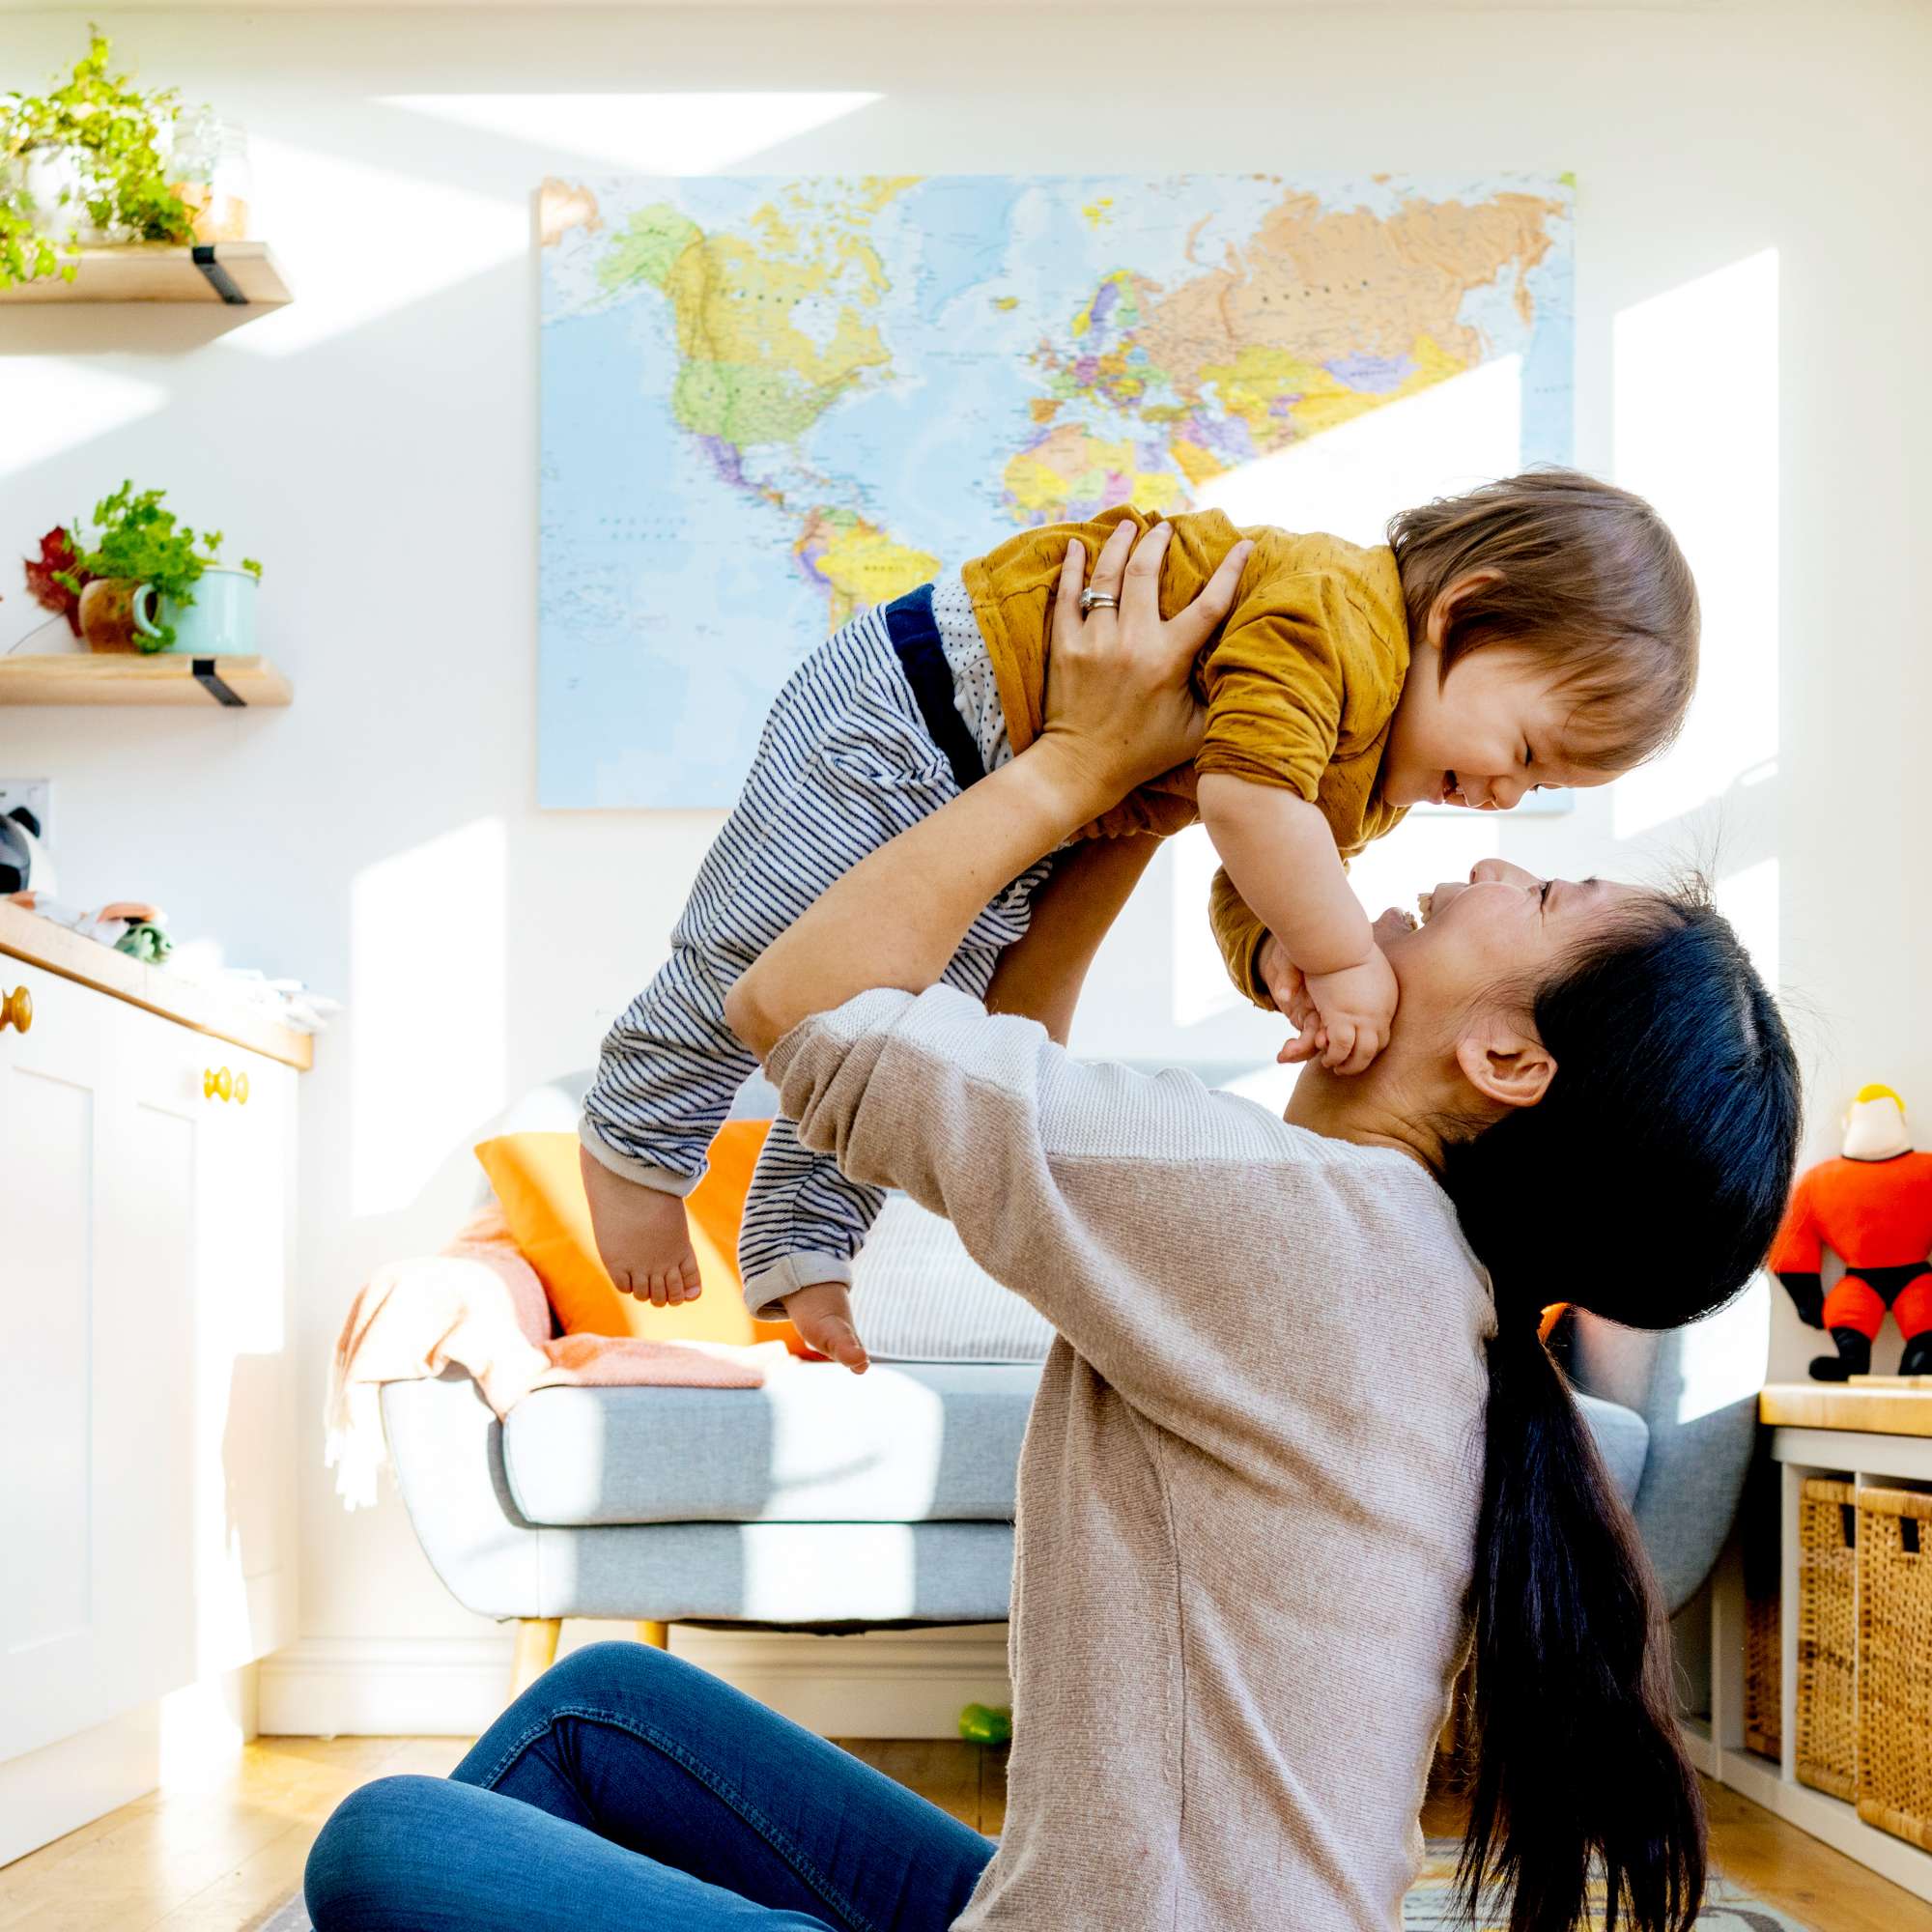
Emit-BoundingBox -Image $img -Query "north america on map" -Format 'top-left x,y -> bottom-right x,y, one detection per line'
538,174 -> 1573,808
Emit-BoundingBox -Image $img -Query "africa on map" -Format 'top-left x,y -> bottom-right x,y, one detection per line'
538,174 -> 1573,809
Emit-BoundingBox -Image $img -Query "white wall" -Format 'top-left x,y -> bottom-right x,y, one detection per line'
4,2 -> 1928,1719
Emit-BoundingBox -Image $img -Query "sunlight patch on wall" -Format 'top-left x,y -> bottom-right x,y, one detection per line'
223,137 -> 521,357
1715,855 -> 1779,990
1192,354 -> 1521,548
1348,812 -> 1502,933
158,1675 -> 248,1792
381,92 -> 881,176
1671,1272 -> 1771,1426
0,358 -> 164,483
1171,825 -> 1245,1027
1611,250 -> 1778,844
350,817 -> 507,1216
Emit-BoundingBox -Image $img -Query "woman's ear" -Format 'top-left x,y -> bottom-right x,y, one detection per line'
1425,568 -> 1503,648
1454,1022 -> 1556,1112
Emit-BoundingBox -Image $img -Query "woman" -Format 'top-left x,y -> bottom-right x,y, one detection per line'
306,531 -> 1799,1932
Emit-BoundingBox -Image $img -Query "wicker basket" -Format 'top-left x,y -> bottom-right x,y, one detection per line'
1856,1486 -> 1932,1850
1795,1477 -> 1859,1800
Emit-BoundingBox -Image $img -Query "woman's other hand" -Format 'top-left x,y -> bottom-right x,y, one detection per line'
1301,945 -> 1400,1076
1259,934 -> 1325,1068
1037,519 -> 1252,810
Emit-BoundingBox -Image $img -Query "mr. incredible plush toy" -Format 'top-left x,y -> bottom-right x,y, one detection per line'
1771,1085 -> 1932,1381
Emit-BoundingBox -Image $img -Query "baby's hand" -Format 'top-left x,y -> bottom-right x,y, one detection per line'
784,1280 -> 870,1375
580,1147 -> 704,1304
1301,947 -> 1399,1076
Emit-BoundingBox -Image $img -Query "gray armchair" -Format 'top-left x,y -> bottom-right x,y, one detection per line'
383,1071 -> 1768,1691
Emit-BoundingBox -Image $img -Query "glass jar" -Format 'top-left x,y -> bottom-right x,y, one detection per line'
169,109 -> 252,243
13,145 -> 92,243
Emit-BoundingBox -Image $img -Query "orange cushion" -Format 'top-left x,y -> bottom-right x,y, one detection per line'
473,1124 -> 803,1350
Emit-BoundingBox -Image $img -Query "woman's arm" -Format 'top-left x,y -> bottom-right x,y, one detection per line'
727,738 -> 1115,1060
725,521 -> 1251,1059
982,835 -> 1160,1045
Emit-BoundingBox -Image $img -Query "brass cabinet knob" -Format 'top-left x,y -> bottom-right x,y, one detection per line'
0,985 -> 30,1034
234,1069 -> 250,1105
204,1065 -> 233,1102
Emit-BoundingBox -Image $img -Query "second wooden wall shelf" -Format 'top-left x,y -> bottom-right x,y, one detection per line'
0,654 -> 293,707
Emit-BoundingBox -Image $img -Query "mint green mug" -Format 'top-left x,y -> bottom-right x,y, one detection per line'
132,566 -> 258,656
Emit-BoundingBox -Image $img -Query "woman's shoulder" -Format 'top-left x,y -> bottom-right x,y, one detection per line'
1046,1056 -> 1450,1205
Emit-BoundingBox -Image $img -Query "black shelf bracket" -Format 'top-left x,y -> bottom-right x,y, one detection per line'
192,659 -> 246,706
191,244 -> 248,306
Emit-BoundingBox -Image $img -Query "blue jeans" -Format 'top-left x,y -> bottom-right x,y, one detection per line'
304,1640 -> 996,1929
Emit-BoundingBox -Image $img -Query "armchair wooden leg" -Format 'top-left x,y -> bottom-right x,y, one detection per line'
637,1620 -> 669,1650
511,1617 -> 562,1697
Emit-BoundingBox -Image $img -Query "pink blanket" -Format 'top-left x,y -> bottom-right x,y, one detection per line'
326,1207 -> 784,1509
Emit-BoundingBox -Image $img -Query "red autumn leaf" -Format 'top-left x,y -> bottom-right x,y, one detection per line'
23,526 -> 91,637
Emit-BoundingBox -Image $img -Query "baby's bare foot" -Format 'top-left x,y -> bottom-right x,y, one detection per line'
784,1280 -> 869,1374
580,1149 -> 705,1306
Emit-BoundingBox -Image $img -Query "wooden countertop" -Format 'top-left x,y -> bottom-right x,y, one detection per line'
0,901 -> 314,1070
1760,1380 -> 1932,1438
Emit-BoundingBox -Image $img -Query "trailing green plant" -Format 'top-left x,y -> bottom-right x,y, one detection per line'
1,28 -> 197,289
55,482 -> 262,651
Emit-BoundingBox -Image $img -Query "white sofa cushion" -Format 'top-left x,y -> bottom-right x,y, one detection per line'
850,1194 -> 1055,1362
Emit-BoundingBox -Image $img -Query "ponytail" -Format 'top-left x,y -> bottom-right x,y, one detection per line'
1437,888 -> 1801,1932
1461,1291 -> 1703,1932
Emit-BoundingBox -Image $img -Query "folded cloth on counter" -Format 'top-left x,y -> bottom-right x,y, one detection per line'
326,1206 -> 784,1509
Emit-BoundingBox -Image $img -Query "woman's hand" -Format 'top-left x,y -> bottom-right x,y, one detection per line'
724,516 -> 1250,1062
1263,939 -> 1331,1068
1036,519 -> 1252,813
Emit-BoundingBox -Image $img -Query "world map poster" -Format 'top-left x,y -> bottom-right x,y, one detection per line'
537,174 -> 1574,809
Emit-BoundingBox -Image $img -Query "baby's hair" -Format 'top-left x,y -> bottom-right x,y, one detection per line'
1388,469 -> 1698,772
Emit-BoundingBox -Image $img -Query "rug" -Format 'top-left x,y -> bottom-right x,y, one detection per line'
1405,1838 -> 1815,1930
256,1841 -> 1815,1930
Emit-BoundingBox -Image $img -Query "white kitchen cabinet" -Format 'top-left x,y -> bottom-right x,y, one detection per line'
0,932 -> 305,1862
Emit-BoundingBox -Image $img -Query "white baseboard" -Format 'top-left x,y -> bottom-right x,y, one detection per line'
0,1703 -> 159,1866
259,1625 -> 1011,1741
259,1637 -> 515,1738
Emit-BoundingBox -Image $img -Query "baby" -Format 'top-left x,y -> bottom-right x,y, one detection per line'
581,469 -> 1697,1364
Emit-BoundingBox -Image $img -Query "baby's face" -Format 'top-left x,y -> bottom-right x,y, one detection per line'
1380,641 -> 1619,811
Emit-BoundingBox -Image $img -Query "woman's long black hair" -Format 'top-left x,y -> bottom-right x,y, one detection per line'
1437,885 -> 1800,1932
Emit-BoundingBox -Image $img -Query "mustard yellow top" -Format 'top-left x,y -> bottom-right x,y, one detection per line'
960,504 -> 1410,1006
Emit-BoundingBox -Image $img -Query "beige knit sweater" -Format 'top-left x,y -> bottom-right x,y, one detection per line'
764,984 -> 1497,1932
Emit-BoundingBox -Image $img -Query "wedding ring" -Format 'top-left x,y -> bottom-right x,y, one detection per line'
1079,590 -> 1120,613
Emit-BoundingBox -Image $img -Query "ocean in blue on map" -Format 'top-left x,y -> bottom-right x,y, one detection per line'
537,173 -> 1575,809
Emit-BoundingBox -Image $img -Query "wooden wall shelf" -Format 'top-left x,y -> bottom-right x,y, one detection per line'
0,242 -> 290,308
1759,1381 -> 1932,1439
0,654 -> 292,707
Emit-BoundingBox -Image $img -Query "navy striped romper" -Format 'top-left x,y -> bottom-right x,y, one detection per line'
580,583 -> 1049,1313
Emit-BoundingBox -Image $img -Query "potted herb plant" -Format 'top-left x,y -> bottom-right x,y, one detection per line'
1,30 -> 196,288
54,483 -> 262,655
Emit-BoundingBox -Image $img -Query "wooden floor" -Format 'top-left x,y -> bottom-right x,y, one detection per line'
0,1734 -> 1922,1931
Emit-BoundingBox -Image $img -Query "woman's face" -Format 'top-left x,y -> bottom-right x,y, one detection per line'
1369,858 -> 1644,1037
